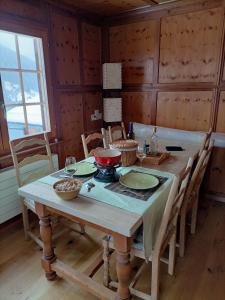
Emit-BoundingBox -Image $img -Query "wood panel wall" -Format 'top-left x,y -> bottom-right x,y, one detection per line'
110,20 -> 157,84
106,0 -> 225,196
156,91 -> 213,131
108,2 -> 225,134
49,8 -> 102,162
0,0 -> 103,166
159,8 -> 223,84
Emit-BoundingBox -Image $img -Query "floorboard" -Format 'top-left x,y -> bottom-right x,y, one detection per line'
0,199 -> 224,300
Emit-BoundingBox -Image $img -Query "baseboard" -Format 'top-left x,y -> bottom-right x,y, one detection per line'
205,193 -> 225,203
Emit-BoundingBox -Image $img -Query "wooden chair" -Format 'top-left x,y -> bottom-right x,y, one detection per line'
10,133 -> 85,248
103,158 -> 193,300
81,129 -> 107,159
10,133 -> 55,247
198,127 -> 213,158
108,122 -> 126,144
179,139 -> 214,257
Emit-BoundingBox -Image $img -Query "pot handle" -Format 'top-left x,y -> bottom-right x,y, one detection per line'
114,163 -> 122,168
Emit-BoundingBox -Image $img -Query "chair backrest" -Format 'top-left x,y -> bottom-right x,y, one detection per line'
81,130 -> 107,159
108,122 -> 126,144
187,139 -> 214,202
154,157 -> 193,255
198,128 -> 213,158
10,133 -> 54,187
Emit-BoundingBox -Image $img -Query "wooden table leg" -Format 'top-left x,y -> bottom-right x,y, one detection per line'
35,202 -> 57,281
113,234 -> 132,300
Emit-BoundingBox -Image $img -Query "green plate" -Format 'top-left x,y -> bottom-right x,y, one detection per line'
71,162 -> 97,177
119,172 -> 159,190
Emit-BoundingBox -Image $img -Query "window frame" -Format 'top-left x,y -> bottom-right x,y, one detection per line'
0,20 -> 57,155
0,31 -> 50,138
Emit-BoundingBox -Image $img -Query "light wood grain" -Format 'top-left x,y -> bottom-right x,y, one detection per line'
81,131 -> 107,159
13,138 -> 46,152
159,8 -> 224,83
122,92 -> 152,127
19,181 -> 142,237
108,122 -> 126,143
110,20 -> 157,84
156,91 -> 213,131
1,198 -> 225,300
103,159 -> 193,300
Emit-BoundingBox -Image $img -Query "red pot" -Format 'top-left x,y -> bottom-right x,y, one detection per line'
94,149 -> 121,166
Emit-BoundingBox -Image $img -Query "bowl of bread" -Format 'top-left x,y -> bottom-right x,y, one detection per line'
53,179 -> 82,200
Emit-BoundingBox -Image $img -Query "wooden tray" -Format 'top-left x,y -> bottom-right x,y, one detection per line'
144,152 -> 170,165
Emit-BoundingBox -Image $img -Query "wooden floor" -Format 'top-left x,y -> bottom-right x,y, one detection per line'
0,199 -> 225,300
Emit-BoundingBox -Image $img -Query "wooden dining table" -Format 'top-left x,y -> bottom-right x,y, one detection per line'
18,140 -> 200,300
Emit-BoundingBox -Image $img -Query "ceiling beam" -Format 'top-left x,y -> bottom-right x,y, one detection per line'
143,0 -> 159,4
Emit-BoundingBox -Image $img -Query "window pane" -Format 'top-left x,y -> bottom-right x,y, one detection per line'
1,71 -> 22,104
18,35 -> 36,70
23,72 -> 40,103
6,106 -> 26,140
26,105 -> 43,134
0,31 -> 18,68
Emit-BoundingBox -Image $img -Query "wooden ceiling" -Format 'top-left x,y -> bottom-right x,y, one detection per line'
61,0 -> 177,16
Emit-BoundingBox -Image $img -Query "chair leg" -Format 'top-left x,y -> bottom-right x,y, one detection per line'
179,209 -> 186,258
191,194 -> 199,235
151,256 -> 160,300
168,230 -> 176,275
103,236 -> 111,287
21,200 -> 30,241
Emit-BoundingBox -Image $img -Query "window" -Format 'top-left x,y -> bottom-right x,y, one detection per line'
0,30 -> 50,140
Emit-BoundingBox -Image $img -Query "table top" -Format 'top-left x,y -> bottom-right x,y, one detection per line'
18,139 -> 200,238
138,138 -> 200,175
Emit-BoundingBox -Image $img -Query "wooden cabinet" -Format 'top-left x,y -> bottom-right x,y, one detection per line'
156,91 -> 213,131
159,8 -> 223,83
110,20 -> 157,84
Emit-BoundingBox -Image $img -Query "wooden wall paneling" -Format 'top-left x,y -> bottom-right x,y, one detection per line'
83,92 -> 103,132
0,0 -> 46,24
46,5 -> 62,141
105,0 -> 223,26
153,19 -> 161,85
101,26 -> 110,64
62,0 -> 150,16
110,20 -> 157,84
50,10 -> 80,86
206,147 -> 225,195
216,91 -> 225,133
156,91 -> 214,131
122,92 -> 152,127
82,22 -> 102,85
159,8 -> 224,83
223,60 -> 225,81
58,92 -> 84,161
